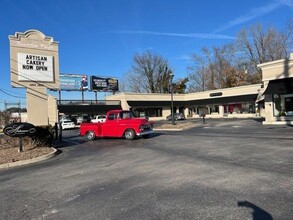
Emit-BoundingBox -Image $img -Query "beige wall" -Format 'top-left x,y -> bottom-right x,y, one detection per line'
106,84 -> 261,103
48,95 -> 58,126
258,54 -> 293,82
185,84 -> 261,101
258,53 -> 293,125
26,87 -> 48,125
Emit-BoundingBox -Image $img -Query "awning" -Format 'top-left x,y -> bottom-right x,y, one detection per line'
255,93 -> 265,103
263,78 -> 293,94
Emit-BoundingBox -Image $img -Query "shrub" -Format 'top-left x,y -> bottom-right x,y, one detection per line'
31,125 -> 54,147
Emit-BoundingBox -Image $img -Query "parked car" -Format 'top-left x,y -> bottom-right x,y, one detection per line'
76,117 -> 84,124
59,116 -> 71,123
76,115 -> 90,124
166,113 -> 185,121
91,115 -> 106,123
61,120 -> 76,130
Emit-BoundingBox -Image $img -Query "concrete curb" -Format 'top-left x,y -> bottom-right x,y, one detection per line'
0,148 -> 59,170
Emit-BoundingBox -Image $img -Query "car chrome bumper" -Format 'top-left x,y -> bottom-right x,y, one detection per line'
137,130 -> 154,136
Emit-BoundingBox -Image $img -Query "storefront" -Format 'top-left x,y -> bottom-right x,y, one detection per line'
106,54 -> 293,125
106,84 -> 262,121
258,54 -> 293,125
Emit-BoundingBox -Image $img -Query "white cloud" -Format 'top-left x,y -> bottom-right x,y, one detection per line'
277,0 -> 293,8
110,1 -> 293,40
111,30 -> 235,40
214,2 -> 283,33
175,55 -> 191,60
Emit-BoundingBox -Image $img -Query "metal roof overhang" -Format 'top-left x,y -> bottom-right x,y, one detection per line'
263,78 -> 293,94
58,104 -> 121,114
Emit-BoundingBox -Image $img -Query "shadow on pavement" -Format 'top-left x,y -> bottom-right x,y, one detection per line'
238,200 -> 273,220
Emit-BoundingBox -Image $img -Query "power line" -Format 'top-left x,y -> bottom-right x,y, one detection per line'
0,87 -> 26,96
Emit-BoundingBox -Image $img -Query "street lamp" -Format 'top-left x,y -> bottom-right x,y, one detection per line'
169,71 -> 175,125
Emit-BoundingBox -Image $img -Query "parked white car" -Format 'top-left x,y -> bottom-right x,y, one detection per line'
61,120 -> 76,130
76,117 -> 84,124
91,115 -> 106,123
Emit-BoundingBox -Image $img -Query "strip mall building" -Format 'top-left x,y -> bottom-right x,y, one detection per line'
9,30 -> 292,126
107,54 -> 293,125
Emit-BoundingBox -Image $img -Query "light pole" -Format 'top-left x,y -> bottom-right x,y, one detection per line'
169,71 -> 175,125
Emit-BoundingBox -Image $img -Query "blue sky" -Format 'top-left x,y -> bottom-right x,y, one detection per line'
1,0 -> 293,110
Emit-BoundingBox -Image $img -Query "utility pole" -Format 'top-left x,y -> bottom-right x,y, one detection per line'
169,71 -> 175,125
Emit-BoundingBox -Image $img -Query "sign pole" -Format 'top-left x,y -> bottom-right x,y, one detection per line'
81,88 -> 84,102
18,137 -> 23,152
95,91 -> 98,103
59,90 -> 61,103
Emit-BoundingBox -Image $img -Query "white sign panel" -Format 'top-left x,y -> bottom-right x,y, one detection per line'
18,53 -> 54,82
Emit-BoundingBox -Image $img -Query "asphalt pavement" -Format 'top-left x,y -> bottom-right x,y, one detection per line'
1,118 -> 292,220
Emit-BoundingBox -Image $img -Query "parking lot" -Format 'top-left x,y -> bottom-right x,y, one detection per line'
1,119 -> 292,219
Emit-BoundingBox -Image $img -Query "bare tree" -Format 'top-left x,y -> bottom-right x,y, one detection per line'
125,51 -> 172,93
236,21 -> 293,82
187,66 -> 207,92
188,45 -> 246,91
187,47 -> 211,92
188,21 -> 293,91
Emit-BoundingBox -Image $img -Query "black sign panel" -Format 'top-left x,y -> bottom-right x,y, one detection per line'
3,123 -> 37,137
90,76 -> 119,91
209,92 -> 223,97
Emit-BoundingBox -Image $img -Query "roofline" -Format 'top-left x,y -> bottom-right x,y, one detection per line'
106,84 -> 262,101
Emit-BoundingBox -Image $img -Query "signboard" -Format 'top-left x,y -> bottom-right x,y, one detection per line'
90,76 -> 118,91
3,123 -> 37,137
18,53 -> 54,82
9,29 -> 59,89
60,74 -> 88,91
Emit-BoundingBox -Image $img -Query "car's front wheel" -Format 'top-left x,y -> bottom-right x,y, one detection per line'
85,130 -> 96,141
124,129 -> 135,140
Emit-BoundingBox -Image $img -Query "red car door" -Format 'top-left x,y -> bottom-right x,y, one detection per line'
102,112 -> 122,137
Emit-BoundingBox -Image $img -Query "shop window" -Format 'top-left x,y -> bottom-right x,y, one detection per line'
273,93 -> 293,116
133,108 -> 162,117
242,102 -> 255,113
179,107 -> 185,114
210,105 -> 219,113
224,102 -> 255,114
146,108 -> 162,117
